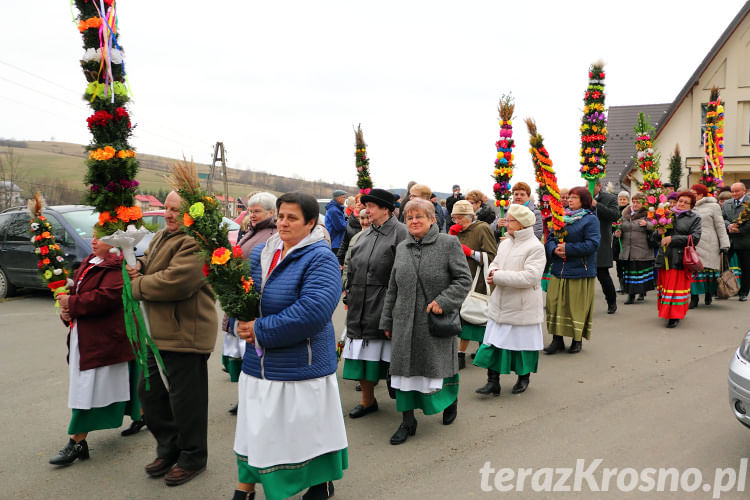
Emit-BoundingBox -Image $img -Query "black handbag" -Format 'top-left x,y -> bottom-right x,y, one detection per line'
408,249 -> 461,338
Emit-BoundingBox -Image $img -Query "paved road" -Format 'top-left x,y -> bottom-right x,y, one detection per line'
2,280 -> 750,499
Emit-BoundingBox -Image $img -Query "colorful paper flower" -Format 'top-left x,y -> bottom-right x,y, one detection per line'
211,247 -> 231,265
189,202 -> 205,219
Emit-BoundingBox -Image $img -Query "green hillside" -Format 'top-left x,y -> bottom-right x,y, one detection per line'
3,140 -> 354,205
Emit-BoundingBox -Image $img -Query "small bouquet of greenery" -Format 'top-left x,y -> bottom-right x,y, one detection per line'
169,160 -> 259,321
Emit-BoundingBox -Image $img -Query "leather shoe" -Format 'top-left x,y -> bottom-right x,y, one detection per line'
740,295 -> 748,302
442,399 -> 458,425
543,335 -> 565,355
164,465 -> 206,486
512,374 -> 530,394
607,303 -> 617,314
348,400 -> 378,418
390,420 -> 417,445
624,295 -> 635,305
228,403 -> 239,415
121,419 -> 146,436
568,340 -> 582,353
49,438 -> 89,465
302,481 -> 334,500
145,457 -> 178,478
667,319 -> 680,328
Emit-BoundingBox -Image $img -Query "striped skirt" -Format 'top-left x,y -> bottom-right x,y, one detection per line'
623,260 -> 656,295
690,268 -> 719,295
657,268 -> 692,319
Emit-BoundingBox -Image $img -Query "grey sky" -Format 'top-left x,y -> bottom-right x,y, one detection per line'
0,1 -> 746,196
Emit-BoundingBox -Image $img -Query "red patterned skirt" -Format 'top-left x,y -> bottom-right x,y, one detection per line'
657,268 -> 692,319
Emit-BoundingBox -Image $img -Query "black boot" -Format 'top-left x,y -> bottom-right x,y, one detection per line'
475,369 -> 500,396
543,335 -> 565,354
49,438 -> 89,465
624,294 -> 635,305
231,490 -> 255,500
705,293 -> 712,306
512,374 -> 530,394
607,302 -> 617,314
667,319 -> 680,328
228,403 -> 238,415
568,340 -> 582,354
121,418 -> 146,436
301,481 -> 334,500
390,411 -> 417,445
442,399 -> 458,425
689,294 -> 699,309
458,352 -> 466,370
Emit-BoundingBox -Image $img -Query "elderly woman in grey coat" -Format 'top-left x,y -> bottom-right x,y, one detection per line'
343,189 -> 408,419
689,184 -> 730,308
380,198 -> 472,445
615,192 -> 655,304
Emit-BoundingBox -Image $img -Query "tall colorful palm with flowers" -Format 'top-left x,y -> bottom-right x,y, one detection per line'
701,86 -> 725,193
634,112 -> 671,231
28,193 -> 70,305
579,61 -> 608,195
73,0 -> 143,238
354,125 -> 372,195
525,118 -> 565,242
492,94 -> 515,235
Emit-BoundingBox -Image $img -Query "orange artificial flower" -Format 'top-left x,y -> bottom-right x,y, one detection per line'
98,211 -> 111,226
211,247 -> 231,265
183,213 -> 194,227
78,17 -> 103,32
89,146 -> 116,161
116,206 -> 131,222
42,258 -> 51,265
116,149 -> 136,159
128,206 -> 142,221
41,231 -> 51,239
241,276 -> 254,293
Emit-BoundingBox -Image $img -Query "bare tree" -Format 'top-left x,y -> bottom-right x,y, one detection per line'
0,147 -> 27,210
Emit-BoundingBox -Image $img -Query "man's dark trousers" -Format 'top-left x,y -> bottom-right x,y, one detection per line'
139,351 -> 210,470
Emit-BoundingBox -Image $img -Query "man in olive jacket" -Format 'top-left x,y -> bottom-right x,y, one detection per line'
723,182 -> 750,300
128,191 -> 218,486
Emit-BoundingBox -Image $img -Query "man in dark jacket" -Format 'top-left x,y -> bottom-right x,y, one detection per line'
723,182 -> 750,300
445,184 -> 463,231
431,193 -> 445,231
325,190 -> 347,255
593,181 -> 620,314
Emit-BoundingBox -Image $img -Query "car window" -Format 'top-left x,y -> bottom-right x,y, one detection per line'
47,215 -> 72,246
0,213 -> 12,238
6,213 -> 31,242
60,209 -> 99,239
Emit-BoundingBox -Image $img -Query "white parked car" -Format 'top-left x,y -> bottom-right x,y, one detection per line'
728,331 -> 750,428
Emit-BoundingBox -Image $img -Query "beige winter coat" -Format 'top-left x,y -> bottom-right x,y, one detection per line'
132,229 -> 218,354
694,196 -> 730,270
487,226 -> 546,325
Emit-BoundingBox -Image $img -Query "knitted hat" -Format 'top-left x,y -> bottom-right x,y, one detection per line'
451,200 -> 474,216
332,189 -> 347,198
508,204 -> 536,228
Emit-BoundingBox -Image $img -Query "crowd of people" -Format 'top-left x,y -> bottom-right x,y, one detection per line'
49,179 -> 750,499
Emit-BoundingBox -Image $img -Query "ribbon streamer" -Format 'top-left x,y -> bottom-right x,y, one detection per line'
121,263 -> 167,390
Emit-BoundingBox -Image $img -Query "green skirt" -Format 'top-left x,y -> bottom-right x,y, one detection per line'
342,358 -> 389,382
395,374 -> 459,415
459,323 -> 486,342
222,355 -> 243,383
237,449 -> 348,500
545,276 -> 595,341
67,361 -> 141,435
690,268 -> 719,295
473,344 -> 538,375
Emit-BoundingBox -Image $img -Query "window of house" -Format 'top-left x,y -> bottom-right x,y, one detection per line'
700,103 -> 707,145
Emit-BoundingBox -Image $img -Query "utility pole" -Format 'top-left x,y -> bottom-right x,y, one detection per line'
208,142 -> 231,216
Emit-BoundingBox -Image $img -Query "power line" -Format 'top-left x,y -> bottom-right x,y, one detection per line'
0,59 -> 81,96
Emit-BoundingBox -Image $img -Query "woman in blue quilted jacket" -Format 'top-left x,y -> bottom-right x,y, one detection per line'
232,192 -> 347,500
